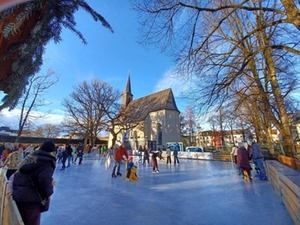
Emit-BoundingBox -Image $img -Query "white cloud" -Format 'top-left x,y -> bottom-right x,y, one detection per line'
0,108 -> 64,129
154,68 -> 192,97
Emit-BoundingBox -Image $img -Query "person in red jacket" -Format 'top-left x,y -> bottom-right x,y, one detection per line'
112,143 -> 128,178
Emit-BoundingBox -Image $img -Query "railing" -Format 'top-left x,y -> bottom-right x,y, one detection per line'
0,169 -> 24,225
212,152 -> 231,161
278,155 -> 300,172
266,160 -> 300,225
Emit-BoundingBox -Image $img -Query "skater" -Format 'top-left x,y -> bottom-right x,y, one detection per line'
230,145 -> 238,164
230,144 -> 239,174
248,139 -> 267,180
112,143 -> 128,178
138,145 -> 143,162
126,156 -> 138,181
60,147 -> 68,170
150,149 -> 159,173
100,145 -> 106,155
56,146 -> 63,163
237,143 -> 252,181
173,143 -> 180,165
166,146 -> 172,164
65,143 -> 73,168
73,143 -> 84,164
142,145 -> 150,164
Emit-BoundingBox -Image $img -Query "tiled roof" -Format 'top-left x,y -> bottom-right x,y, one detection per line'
124,88 -> 179,122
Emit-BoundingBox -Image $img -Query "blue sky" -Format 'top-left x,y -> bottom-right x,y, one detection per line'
0,1 -> 190,129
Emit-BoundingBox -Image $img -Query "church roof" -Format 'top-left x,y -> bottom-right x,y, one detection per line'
124,88 -> 179,122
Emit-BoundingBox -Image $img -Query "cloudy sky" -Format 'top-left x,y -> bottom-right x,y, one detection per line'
0,1 -> 192,129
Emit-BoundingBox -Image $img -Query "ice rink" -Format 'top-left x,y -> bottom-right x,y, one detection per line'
41,154 -> 294,225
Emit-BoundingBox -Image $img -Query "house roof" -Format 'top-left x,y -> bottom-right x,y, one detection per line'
124,88 -> 179,122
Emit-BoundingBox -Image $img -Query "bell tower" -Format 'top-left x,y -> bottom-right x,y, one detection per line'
121,74 -> 133,108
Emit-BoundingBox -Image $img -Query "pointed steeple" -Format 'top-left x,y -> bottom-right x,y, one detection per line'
124,73 -> 132,95
121,73 -> 133,108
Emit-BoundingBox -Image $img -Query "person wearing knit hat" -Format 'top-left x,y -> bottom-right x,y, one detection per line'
40,140 -> 56,152
12,140 -> 56,224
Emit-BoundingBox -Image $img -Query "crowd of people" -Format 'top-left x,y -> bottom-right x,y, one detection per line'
111,142 -> 181,178
0,142 -> 108,172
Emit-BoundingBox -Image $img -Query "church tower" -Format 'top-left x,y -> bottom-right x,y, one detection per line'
121,74 -> 133,108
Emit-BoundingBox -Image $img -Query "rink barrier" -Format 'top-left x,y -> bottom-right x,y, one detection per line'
0,169 -> 24,225
278,155 -> 300,172
266,160 -> 300,225
212,153 -> 231,161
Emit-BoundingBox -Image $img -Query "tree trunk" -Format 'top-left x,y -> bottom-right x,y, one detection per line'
262,37 -> 295,156
265,128 -> 275,154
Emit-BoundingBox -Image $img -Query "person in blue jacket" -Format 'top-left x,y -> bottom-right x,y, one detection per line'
248,139 -> 267,180
173,143 -> 180,165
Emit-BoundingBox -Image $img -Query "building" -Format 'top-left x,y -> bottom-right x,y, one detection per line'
0,126 -> 17,136
197,128 -> 281,148
108,75 -> 181,150
197,129 -> 249,148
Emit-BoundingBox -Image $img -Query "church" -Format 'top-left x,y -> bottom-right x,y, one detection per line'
108,75 -> 181,150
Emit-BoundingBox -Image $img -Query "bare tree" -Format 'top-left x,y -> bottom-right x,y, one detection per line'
132,0 -> 300,156
14,69 -> 59,142
61,78 -> 121,147
104,102 -> 142,148
185,106 -> 196,145
34,123 -> 61,138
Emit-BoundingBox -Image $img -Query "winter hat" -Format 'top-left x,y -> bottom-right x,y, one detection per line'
40,140 -> 56,152
128,156 -> 133,161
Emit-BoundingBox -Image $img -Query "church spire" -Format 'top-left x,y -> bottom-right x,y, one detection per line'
124,73 -> 132,95
121,73 -> 133,108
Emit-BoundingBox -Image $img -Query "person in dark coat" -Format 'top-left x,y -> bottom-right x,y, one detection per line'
60,147 -> 69,170
12,140 -> 56,225
74,143 -> 84,165
237,143 -> 252,181
65,143 -> 73,168
150,149 -> 160,173
142,145 -> 150,165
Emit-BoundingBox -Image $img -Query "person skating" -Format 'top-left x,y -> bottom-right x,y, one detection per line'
126,156 -> 138,181
237,143 -> 252,181
142,145 -> 150,164
150,149 -> 159,173
166,146 -> 171,164
248,139 -> 267,180
60,147 -> 68,171
65,143 -> 73,168
73,143 -> 84,164
173,143 -> 180,165
112,143 -> 128,178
